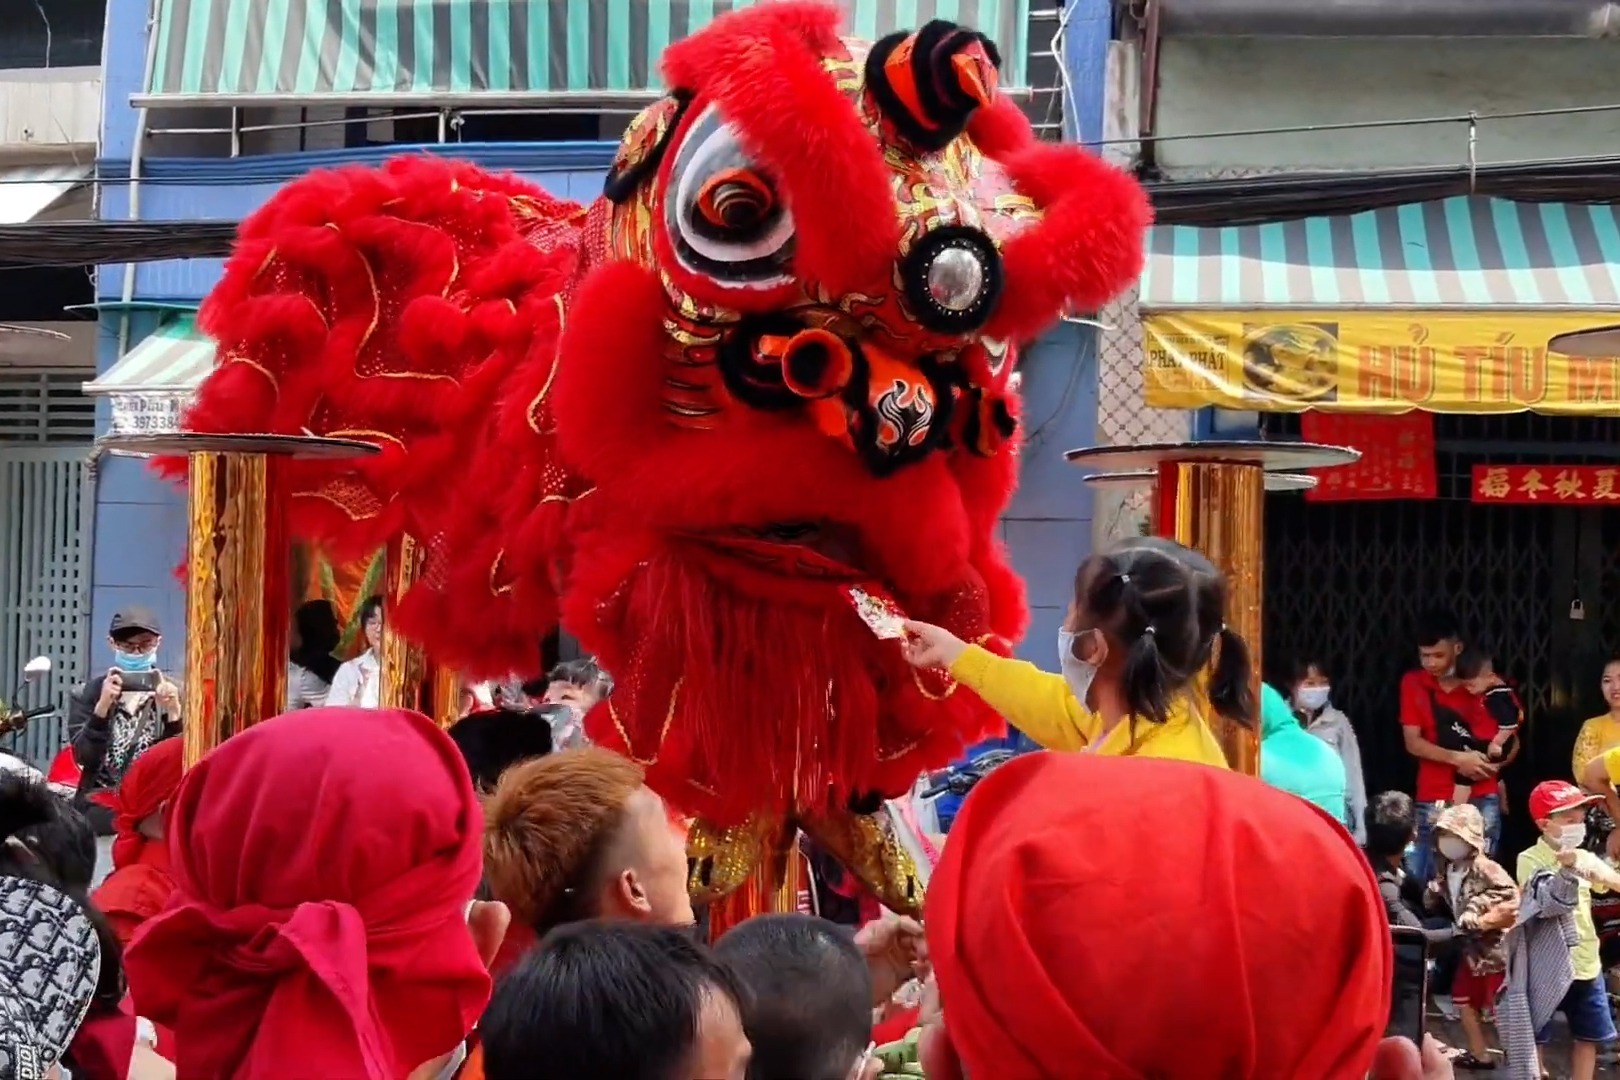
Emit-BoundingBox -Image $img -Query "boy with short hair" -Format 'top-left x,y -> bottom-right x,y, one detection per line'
1443,646 -> 1521,809
1518,781 -> 1620,1080
1425,803 -> 1519,1069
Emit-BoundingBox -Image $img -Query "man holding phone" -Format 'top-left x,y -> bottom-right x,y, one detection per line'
68,607 -> 182,833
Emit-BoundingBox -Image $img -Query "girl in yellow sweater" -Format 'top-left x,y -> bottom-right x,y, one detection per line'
902,536 -> 1254,767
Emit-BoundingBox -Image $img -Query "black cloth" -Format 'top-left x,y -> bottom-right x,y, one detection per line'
446,707 -> 553,791
289,603 -> 341,684
1430,685 -> 1520,785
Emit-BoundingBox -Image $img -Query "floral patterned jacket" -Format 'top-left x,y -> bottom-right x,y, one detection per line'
1426,852 -> 1521,974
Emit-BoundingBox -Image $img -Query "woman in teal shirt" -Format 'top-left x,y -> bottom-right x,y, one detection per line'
1259,682 -> 1350,826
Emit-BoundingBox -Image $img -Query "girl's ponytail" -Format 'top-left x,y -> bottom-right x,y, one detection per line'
1207,624 -> 1257,728
1120,625 -> 1174,727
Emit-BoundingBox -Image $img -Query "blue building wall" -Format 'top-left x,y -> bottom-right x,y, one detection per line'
1000,321 -> 1097,661
90,0 -> 181,667
90,0 -> 1109,675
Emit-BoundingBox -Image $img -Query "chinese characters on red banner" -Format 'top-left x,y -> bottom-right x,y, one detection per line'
1472,465 -> 1620,505
1301,412 -> 1438,502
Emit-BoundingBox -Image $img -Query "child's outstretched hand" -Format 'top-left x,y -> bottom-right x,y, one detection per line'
902,621 -> 968,670
1558,848 -> 1580,869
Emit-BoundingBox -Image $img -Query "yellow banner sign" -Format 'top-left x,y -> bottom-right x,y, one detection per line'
1143,311 -> 1620,414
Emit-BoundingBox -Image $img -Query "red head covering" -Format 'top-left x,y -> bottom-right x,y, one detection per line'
93,864 -> 175,951
926,752 -> 1390,1080
93,736 -> 184,870
124,708 -> 490,1080
92,738 -> 185,948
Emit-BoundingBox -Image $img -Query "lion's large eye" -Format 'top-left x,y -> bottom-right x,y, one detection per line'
665,105 -> 795,287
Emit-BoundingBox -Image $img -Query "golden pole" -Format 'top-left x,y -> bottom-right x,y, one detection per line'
1154,460 -> 1264,776
379,535 -> 428,713
427,667 -> 462,727
182,451 -> 289,767
378,535 -> 459,724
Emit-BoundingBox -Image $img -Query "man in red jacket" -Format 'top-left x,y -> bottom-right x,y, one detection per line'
1400,610 -> 1506,884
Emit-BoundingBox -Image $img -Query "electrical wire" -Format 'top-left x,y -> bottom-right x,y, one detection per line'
7,156 -> 1620,267
1148,155 -> 1620,226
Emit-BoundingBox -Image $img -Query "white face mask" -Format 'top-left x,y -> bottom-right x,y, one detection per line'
1058,629 -> 1101,707
1552,823 -> 1587,851
1295,686 -> 1330,712
1437,835 -> 1474,862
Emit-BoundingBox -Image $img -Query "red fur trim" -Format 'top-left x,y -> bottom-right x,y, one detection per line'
183,155 -> 586,669
947,441 -> 1027,643
552,260 -> 674,482
393,243 -> 581,678
969,99 -> 1152,340
659,2 -> 900,299
571,539 -> 1003,824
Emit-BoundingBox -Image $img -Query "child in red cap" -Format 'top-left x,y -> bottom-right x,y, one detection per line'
1518,779 -> 1620,1080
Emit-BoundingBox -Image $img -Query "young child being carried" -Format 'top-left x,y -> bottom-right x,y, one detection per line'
1425,802 -> 1520,1070
1438,645 -> 1521,807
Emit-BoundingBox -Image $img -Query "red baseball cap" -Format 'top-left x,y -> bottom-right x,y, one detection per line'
1529,780 -> 1601,823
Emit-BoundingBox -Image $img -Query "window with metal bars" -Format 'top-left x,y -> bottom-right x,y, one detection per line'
1259,408 -> 1620,830
0,371 -> 96,444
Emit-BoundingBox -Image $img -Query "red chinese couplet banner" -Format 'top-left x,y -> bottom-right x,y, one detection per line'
1471,465 -> 1620,505
1301,411 -> 1438,501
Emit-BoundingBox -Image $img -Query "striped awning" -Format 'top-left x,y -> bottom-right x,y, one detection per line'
84,316 -> 214,435
138,0 -> 1030,105
0,164 -> 92,225
1140,197 -> 1620,310
84,316 -> 213,396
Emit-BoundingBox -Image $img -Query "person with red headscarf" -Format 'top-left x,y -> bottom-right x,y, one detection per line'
91,737 -> 183,948
919,751 -> 1394,1079
123,707 -> 504,1080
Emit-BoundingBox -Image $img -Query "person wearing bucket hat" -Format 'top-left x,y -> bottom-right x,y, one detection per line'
1424,803 -> 1519,1069
1518,780 -> 1620,1080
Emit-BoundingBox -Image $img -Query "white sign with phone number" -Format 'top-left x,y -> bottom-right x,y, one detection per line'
108,392 -> 192,435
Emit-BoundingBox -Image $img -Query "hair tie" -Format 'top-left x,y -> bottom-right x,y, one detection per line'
1220,623 -> 1228,633
1119,573 -> 1131,585
1143,625 -> 1156,637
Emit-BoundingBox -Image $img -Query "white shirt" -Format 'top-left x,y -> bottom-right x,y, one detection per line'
285,662 -> 332,709
325,651 -> 380,708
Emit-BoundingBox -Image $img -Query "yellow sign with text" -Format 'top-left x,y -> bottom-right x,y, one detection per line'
1143,311 -> 1620,414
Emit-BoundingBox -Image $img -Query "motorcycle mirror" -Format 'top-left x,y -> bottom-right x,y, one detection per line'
22,656 -> 51,679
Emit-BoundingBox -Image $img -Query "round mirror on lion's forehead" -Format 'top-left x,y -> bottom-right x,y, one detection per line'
902,227 -> 1003,334
927,246 -> 986,313
1548,324 -> 1620,358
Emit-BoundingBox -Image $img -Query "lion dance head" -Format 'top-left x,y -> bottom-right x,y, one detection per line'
181,1 -> 1150,828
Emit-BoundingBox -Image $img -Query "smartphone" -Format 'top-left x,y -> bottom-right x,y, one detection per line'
115,668 -> 160,693
1387,926 -> 1430,1044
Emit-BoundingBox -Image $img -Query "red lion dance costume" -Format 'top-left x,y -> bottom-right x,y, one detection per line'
181,1 -> 1149,913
